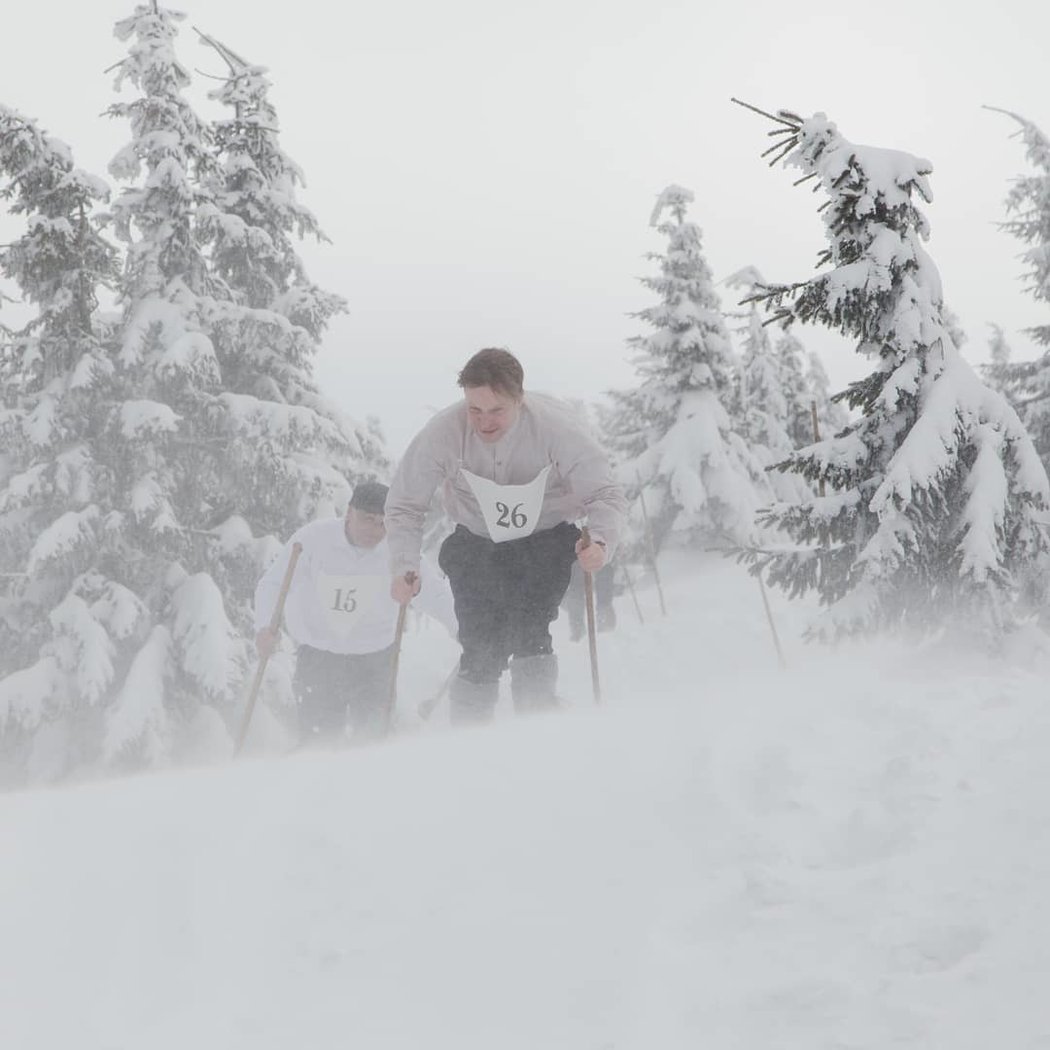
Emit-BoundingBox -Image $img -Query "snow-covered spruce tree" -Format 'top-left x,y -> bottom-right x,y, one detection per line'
594,387 -> 651,563
981,324 -> 1050,475
942,305 -> 968,350
91,2 -> 256,765
987,107 -> 1050,347
198,30 -> 387,496
193,31 -> 388,622
980,323 -> 1018,401
773,327 -> 815,448
979,111 -> 1050,478
603,185 -> 770,551
735,105 -> 1049,637
0,106 -> 122,782
735,313 -> 849,452
987,323 -> 1013,372
803,346 -> 850,442
725,266 -> 810,501
87,4 -> 378,767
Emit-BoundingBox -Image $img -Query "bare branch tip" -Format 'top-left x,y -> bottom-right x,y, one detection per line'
731,97 -> 799,129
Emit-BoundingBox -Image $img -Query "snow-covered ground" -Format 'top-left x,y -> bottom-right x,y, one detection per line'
2,550 -> 1050,1049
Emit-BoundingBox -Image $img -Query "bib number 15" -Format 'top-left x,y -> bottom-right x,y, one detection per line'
331,587 -> 358,613
495,502 -> 527,529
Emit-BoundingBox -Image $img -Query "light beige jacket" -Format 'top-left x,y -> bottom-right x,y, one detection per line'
386,392 -> 627,574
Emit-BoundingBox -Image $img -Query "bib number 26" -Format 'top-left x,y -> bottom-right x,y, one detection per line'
495,502 -> 527,530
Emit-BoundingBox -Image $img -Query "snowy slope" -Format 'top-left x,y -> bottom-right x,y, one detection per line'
2,551 -> 1050,1049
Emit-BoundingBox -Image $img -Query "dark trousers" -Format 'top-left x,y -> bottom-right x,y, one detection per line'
294,644 -> 394,743
438,522 -> 580,684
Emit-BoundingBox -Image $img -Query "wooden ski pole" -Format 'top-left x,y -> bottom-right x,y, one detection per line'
235,541 -> 303,756
621,561 -> 645,625
386,571 -> 419,733
635,473 -> 667,616
418,660 -> 460,721
579,527 -> 602,705
756,570 -> 787,669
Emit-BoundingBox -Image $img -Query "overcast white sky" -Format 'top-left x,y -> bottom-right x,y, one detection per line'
4,0 -> 1050,452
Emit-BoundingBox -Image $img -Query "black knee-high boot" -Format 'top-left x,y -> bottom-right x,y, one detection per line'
449,674 -> 500,725
509,653 -> 560,714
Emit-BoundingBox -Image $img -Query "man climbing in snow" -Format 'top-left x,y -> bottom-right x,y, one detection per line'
254,481 -> 457,745
386,348 -> 627,724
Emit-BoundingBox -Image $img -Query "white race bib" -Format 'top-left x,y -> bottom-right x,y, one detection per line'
460,465 -> 551,543
316,573 -> 391,634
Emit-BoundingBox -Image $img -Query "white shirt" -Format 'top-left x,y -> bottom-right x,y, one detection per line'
254,519 -> 457,655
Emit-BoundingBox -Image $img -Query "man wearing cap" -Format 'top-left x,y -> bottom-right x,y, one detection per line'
254,481 -> 457,744
385,348 -> 627,724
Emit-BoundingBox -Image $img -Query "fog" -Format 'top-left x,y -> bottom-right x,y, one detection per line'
4,0 -> 1049,450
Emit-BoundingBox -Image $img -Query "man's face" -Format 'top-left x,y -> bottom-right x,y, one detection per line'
465,384 -> 521,444
344,506 -> 386,548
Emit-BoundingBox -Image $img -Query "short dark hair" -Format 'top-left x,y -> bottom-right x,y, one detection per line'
348,480 -> 388,515
457,348 -> 524,399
